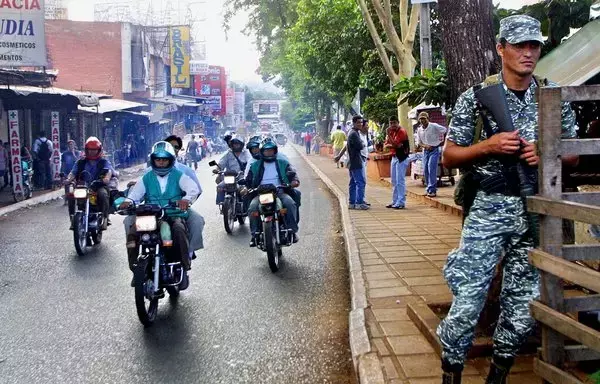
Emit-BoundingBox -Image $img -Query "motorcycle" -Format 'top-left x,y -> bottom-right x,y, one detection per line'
209,160 -> 247,234
12,159 -> 34,202
117,200 -> 188,327
66,171 -> 108,256
244,182 -> 296,273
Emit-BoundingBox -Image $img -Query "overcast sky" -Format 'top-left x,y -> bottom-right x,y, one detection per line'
63,0 -> 539,84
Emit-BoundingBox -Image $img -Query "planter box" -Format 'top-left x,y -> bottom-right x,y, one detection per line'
367,152 -> 392,179
319,143 -> 330,157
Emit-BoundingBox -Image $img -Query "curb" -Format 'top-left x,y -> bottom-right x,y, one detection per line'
292,145 -> 385,384
0,164 -> 148,217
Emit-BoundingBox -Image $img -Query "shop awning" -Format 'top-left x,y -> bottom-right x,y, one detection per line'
78,98 -> 148,114
149,96 -> 199,108
535,19 -> 600,86
0,85 -> 100,107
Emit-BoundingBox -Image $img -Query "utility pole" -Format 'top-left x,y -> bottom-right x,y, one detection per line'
418,1 -> 433,72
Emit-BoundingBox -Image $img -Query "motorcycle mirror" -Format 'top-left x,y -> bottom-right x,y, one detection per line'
208,160 -> 217,167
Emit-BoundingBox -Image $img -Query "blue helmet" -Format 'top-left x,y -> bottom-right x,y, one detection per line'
259,137 -> 278,162
246,136 -> 262,159
150,141 -> 176,176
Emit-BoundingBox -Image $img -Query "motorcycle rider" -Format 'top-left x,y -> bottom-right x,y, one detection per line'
67,137 -> 116,230
119,141 -> 199,290
164,135 -> 205,256
214,135 -> 252,204
245,139 -> 300,247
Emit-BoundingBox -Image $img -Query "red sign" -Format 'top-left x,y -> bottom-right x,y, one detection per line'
194,65 -> 227,115
51,111 -> 61,181
8,110 -> 22,196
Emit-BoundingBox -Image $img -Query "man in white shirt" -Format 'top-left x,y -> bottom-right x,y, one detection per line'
415,112 -> 447,197
120,141 -> 199,290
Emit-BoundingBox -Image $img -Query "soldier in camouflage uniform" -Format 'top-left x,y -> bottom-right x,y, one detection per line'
437,15 -> 578,384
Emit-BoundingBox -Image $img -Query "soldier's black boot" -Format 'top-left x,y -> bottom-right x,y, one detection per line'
485,355 -> 514,384
441,359 -> 463,384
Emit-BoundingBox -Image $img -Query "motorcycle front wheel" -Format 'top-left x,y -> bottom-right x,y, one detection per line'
223,197 -> 235,234
134,258 -> 159,327
264,222 -> 280,273
73,212 -> 87,256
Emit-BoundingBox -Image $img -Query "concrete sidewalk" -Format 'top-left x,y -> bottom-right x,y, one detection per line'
296,146 -> 540,384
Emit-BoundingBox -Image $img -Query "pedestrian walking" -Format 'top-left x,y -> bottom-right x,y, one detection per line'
415,111 -> 447,197
61,140 -> 81,176
186,135 -> 200,170
32,131 -> 53,190
384,116 -> 410,209
437,15 -> 579,384
331,125 -> 346,168
345,116 -> 368,210
304,131 -> 312,154
0,140 -> 8,190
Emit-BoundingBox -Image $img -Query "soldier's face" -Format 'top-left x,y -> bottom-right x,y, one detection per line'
497,40 -> 541,76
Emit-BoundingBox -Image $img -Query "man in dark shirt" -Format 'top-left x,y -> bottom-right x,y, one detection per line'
346,115 -> 369,210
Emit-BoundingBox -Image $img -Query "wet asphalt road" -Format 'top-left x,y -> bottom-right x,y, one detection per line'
0,147 -> 355,384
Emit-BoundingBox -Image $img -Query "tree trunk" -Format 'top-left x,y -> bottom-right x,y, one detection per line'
437,0 -> 501,107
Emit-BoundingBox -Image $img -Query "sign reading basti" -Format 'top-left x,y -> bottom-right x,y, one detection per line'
51,111 -> 61,182
0,0 -> 47,66
170,26 -> 191,88
8,110 -> 23,196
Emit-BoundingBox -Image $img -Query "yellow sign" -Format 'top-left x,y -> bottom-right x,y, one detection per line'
170,26 -> 191,88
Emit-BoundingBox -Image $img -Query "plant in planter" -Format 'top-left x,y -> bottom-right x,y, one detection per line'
374,127 -> 387,152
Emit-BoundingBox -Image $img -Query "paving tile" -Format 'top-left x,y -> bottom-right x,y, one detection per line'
507,372 -> 542,383
369,286 -> 413,298
362,258 -> 384,266
364,264 -> 392,273
390,261 -> 436,271
380,250 -> 422,258
362,252 -> 382,260
372,337 -> 391,356
372,308 -> 410,322
403,276 -> 447,287
371,295 -> 422,309
405,239 -> 446,246
365,271 -> 397,281
398,269 -> 442,278
376,245 -> 417,252
397,354 -> 443,378
409,376 -> 484,384
402,235 -> 437,241
384,256 -> 427,264
366,321 -> 383,338
419,248 -> 453,256
433,260 -> 447,268
421,293 -> 454,305
379,321 -> 421,336
388,335 -> 436,355
412,285 -> 451,296
425,254 -> 449,261
414,243 -> 453,250
368,279 -> 406,289
382,356 -> 402,379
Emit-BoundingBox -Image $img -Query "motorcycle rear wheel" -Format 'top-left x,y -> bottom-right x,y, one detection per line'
223,198 -> 235,234
264,222 -> 280,273
134,258 -> 159,327
73,212 -> 87,256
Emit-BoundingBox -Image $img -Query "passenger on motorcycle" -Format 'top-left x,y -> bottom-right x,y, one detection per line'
243,136 -> 290,178
214,135 -> 251,204
67,137 -> 116,230
120,141 -> 199,288
164,135 -> 205,254
245,139 -> 300,247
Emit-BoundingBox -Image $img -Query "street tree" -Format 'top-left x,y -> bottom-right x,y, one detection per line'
356,0 -> 421,147
437,0 -> 501,107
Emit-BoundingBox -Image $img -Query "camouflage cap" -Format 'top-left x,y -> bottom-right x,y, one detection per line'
499,15 -> 544,44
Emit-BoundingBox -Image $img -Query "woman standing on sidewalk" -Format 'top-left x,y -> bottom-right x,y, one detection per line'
384,116 -> 410,209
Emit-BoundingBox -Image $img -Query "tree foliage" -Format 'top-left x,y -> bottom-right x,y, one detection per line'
394,66 -> 448,107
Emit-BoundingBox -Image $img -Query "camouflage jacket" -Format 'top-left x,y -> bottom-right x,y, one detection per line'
446,72 -> 577,179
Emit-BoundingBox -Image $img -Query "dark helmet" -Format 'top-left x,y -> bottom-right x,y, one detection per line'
149,141 -> 176,177
246,136 -> 262,159
229,135 -> 245,152
259,137 -> 278,162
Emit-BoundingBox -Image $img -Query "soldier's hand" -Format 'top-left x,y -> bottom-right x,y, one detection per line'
519,138 -> 539,166
487,131 -> 520,155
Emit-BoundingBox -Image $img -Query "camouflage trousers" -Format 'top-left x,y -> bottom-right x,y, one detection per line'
437,192 -> 540,366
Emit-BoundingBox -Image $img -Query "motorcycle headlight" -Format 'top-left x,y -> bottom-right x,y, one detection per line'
135,216 -> 157,232
259,193 -> 275,205
224,176 -> 236,184
73,188 -> 88,199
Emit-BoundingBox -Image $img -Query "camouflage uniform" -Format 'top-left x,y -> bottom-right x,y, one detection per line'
437,15 -> 578,367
